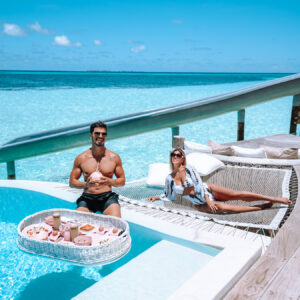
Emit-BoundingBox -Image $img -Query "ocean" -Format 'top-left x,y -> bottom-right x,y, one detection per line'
0,71 -> 294,182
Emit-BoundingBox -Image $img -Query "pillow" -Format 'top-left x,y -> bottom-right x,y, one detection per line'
186,152 -> 224,176
146,163 -> 170,188
184,141 -> 212,154
208,140 -> 234,156
231,145 -> 266,158
262,146 -> 298,159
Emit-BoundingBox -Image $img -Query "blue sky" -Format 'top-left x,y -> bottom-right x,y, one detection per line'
0,0 -> 299,72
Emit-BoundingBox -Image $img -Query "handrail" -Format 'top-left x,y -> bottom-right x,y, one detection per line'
1,73 -> 300,166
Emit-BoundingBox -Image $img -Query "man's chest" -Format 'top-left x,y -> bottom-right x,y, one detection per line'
81,158 -> 116,176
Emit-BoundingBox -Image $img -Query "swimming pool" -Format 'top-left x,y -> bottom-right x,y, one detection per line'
0,180 -> 263,299
0,185 -> 221,300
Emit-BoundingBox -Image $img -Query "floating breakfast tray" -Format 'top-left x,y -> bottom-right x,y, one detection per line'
17,209 -> 131,265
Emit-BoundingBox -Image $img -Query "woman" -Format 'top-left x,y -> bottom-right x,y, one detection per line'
147,148 -> 291,213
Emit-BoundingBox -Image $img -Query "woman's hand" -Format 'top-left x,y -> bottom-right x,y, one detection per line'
205,195 -> 218,214
147,196 -> 160,202
207,200 -> 218,213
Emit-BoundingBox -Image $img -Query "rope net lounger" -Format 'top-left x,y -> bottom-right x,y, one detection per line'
114,164 -> 293,231
17,209 -> 131,265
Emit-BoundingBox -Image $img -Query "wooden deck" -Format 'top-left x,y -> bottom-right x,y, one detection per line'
224,134 -> 300,300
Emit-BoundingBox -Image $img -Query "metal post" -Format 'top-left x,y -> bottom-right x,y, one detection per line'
290,94 -> 300,135
171,126 -> 180,139
7,161 -> 16,179
172,136 -> 185,149
237,109 -> 245,141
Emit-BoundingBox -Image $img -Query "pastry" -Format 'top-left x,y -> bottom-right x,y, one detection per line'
80,224 -> 95,231
74,235 -> 92,246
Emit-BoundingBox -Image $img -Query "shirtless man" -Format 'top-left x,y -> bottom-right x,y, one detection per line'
69,121 -> 125,217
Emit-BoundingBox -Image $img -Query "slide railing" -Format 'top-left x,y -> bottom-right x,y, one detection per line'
1,73 -> 300,178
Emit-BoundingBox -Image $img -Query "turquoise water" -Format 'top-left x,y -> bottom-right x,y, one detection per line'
0,187 -> 219,300
0,72 -> 294,182
0,71 -> 289,90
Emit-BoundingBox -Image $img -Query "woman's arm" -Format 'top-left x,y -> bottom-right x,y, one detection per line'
147,174 -> 177,201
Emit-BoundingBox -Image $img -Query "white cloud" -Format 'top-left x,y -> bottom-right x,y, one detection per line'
28,21 -> 50,34
74,42 -> 82,47
3,23 -> 25,36
131,45 -> 146,53
172,20 -> 184,24
94,40 -> 102,46
53,35 -> 82,47
53,35 -> 70,46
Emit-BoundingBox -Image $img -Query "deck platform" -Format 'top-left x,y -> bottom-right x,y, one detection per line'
224,134 -> 300,300
224,133 -> 300,149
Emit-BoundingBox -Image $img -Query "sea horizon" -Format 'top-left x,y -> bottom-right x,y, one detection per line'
0,69 -> 295,74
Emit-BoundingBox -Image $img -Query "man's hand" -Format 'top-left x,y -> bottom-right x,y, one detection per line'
98,176 -> 114,186
86,176 -> 97,186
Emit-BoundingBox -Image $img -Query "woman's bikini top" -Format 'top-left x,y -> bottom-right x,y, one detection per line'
174,177 -> 193,194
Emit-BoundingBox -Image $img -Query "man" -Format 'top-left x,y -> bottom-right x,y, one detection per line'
69,121 -> 125,217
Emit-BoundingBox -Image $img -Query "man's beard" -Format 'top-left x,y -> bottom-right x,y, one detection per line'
93,139 -> 104,147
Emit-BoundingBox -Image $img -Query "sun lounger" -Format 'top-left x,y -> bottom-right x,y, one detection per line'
115,163 -> 291,230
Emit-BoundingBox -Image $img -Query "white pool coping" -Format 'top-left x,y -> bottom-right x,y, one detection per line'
1,180 -> 265,300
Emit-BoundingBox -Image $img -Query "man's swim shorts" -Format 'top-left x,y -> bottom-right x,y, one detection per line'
76,191 -> 120,213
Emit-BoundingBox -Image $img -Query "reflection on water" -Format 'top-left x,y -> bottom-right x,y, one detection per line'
17,267 -> 95,300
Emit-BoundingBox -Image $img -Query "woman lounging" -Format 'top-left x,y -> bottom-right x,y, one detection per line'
147,148 -> 291,213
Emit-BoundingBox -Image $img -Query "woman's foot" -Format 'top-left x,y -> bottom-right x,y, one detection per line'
272,197 -> 291,205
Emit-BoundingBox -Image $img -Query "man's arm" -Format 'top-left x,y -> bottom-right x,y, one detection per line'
113,155 -> 126,187
99,154 -> 126,187
69,156 -> 87,189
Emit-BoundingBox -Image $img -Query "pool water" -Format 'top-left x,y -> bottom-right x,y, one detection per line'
0,187 -> 219,299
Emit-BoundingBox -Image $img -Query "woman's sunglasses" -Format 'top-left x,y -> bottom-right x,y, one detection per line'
171,153 -> 183,158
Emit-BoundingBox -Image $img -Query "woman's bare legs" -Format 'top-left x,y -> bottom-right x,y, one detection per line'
206,183 -> 291,205
196,201 -> 273,214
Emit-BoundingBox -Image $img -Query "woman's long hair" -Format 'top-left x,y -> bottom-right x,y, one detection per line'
169,148 -> 186,172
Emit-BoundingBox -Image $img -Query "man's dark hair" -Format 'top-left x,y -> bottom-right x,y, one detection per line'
90,121 -> 107,134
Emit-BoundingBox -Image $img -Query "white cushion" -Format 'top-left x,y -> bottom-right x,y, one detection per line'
231,146 -> 266,158
184,141 -> 212,154
186,153 -> 224,176
146,163 -> 170,188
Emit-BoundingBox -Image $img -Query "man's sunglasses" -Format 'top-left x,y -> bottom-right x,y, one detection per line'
94,132 -> 107,136
171,153 -> 183,158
